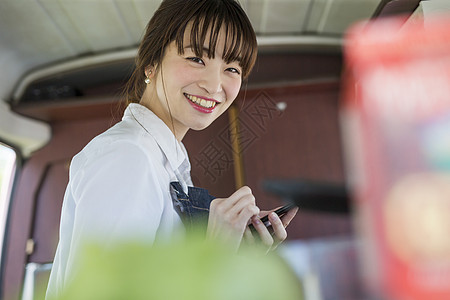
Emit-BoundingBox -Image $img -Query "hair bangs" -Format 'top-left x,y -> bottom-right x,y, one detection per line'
174,0 -> 257,79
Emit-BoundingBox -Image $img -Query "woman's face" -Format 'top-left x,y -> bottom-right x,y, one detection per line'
141,25 -> 243,141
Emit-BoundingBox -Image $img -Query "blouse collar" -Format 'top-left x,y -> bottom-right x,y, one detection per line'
124,103 -> 191,173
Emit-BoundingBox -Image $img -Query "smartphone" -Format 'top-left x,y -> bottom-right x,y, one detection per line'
248,203 -> 296,232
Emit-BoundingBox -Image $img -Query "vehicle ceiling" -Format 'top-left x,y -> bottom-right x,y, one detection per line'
0,0 -> 448,156
0,0 -> 434,104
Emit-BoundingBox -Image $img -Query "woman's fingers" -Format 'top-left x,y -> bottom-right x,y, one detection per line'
207,186 -> 260,251
269,212 -> 288,250
224,186 -> 254,207
227,191 -> 256,218
207,188 -> 298,252
239,206 -> 260,228
248,207 -> 299,251
210,186 -> 257,217
280,207 -> 299,227
250,216 -> 274,249
212,186 -> 259,228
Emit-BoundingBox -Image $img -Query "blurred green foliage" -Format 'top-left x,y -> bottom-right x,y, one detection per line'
54,232 -> 303,300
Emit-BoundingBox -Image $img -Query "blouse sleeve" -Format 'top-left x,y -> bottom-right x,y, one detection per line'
69,140 -> 165,247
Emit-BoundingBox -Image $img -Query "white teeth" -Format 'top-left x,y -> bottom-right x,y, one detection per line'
185,94 -> 216,109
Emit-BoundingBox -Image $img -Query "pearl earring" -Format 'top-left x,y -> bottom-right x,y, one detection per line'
145,70 -> 152,84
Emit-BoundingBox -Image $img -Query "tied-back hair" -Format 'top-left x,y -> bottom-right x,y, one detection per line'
122,0 -> 257,105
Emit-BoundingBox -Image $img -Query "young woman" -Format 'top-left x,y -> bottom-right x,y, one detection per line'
47,0 -> 298,298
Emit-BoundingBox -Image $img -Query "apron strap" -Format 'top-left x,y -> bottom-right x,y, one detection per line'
170,182 -> 216,231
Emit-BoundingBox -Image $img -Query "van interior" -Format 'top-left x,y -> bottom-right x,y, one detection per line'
0,0 -> 448,299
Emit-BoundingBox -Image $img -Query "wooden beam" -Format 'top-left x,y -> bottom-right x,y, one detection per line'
228,105 -> 246,189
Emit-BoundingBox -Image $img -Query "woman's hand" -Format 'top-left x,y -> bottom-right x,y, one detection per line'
244,206 -> 299,252
206,186 -> 260,251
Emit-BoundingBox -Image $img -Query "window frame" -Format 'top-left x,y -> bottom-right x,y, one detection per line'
0,141 -> 22,296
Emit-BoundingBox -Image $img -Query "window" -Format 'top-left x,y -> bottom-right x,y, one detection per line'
0,143 -> 17,259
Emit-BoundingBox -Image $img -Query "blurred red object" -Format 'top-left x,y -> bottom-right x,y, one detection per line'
341,16 -> 450,300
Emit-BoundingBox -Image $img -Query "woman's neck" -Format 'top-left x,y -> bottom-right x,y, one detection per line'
139,93 -> 188,142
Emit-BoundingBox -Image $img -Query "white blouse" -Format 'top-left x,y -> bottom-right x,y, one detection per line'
46,103 -> 192,298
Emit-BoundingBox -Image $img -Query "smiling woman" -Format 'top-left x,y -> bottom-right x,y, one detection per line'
1,0 -> 438,299
45,1 -> 298,299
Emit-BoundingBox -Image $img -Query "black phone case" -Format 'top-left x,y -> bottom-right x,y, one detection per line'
248,203 -> 296,232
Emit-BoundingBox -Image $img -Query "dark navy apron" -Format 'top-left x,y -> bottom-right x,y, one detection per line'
169,182 -> 216,231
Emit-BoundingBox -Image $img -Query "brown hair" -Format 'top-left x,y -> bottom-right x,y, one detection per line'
122,0 -> 257,105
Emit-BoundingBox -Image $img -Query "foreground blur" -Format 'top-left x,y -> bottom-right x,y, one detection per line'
341,14 -> 450,300
48,231 -> 303,300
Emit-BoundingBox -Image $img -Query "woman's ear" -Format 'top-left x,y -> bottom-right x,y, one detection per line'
144,66 -> 153,79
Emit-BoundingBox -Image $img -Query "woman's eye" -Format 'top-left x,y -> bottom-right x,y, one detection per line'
226,67 -> 241,75
187,57 -> 204,65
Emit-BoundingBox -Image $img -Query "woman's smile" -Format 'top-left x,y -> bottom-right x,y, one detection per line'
184,93 -> 219,113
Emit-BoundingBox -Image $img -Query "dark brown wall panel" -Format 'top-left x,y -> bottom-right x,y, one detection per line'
183,112 -> 236,197
28,161 -> 69,263
239,82 -> 352,239
3,117 -> 112,300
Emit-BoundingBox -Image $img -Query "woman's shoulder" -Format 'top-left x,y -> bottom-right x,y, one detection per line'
74,119 -> 162,166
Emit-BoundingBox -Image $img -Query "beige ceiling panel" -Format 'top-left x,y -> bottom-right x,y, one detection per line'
308,0 -> 381,34
243,0 -> 312,34
0,51 -> 31,101
421,0 -> 450,17
115,0 -> 150,43
305,0 -> 327,32
0,0 -> 75,99
260,0 -> 312,34
0,0 -> 74,61
404,0 -> 450,30
131,0 -> 162,32
322,0 -> 381,34
57,0 -> 134,52
240,0 -> 265,34
38,0 -> 91,54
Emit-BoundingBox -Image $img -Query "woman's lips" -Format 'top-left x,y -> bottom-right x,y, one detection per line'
184,93 -> 219,113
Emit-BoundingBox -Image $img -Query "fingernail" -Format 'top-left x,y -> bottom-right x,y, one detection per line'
252,217 -> 261,225
270,212 -> 277,219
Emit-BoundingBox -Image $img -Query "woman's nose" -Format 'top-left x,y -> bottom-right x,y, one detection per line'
198,66 -> 223,95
